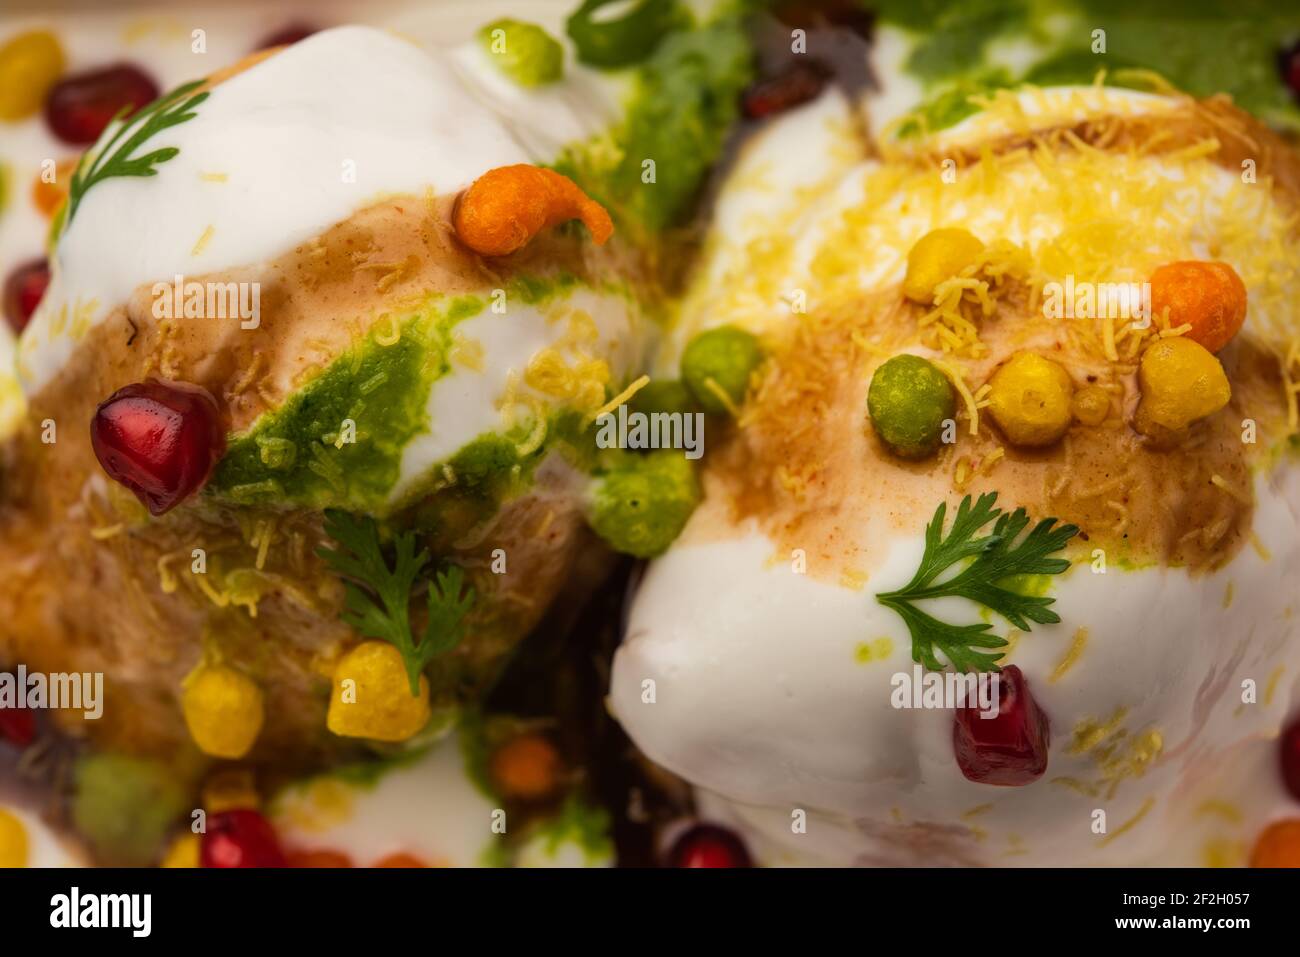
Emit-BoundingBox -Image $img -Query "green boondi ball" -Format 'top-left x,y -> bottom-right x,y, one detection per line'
680,325 -> 763,415
589,450 -> 700,558
72,753 -> 188,865
867,353 -> 956,459
629,379 -> 699,417
477,19 -> 564,87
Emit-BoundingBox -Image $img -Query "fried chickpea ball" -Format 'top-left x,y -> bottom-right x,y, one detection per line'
454,164 -> 613,257
1149,260 -> 1247,353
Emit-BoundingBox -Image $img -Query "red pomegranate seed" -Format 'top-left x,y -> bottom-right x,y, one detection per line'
1281,42 -> 1300,104
3,259 -> 50,334
201,809 -> 287,868
953,665 -> 1050,786
90,379 -> 224,516
666,823 -> 753,868
45,64 -> 160,145
0,696 -> 35,748
255,24 -> 319,50
742,61 -> 830,119
1281,716 -> 1300,802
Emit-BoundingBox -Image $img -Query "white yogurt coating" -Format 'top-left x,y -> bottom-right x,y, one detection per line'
0,802 -> 87,867
270,731 -> 497,867
0,1 -> 611,289
448,38 -> 629,164
18,27 -> 512,390
393,285 -> 640,503
616,80 -> 1300,864
269,730 -> 611,867
7,21 -> 649,504
614,468 -> 1300,866
658,89 -> 868,371
858,25 -> 924,141
20,24 -> 543,392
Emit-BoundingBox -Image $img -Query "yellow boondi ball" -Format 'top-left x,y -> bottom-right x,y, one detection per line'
160,832 -> 200,868
903,228 -> 984,304
1071,385 -> 1111,426
987,352 -> 1074,448
0,808 -> 28,868
1136,336 -> 1231,432
327,642 -> 431,742
182,664 -> 265,759
0,31 -> 65,122
202,768 -> 260,813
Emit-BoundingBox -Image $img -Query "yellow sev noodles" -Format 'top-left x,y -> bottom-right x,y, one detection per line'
683,88 -> 1300,436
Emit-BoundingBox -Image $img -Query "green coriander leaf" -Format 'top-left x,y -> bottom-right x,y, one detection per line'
318,509 -> 473,695
878,598 -> 1009,674
906,491 -> 1004,591
877,493 -> 1078,673
64,79 -> 209,234
417,566 -> 475,666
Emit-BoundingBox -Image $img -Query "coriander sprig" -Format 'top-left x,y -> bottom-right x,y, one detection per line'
877,492 -> 1078,673
64,79 -> 209,232
318,510 -> 475,695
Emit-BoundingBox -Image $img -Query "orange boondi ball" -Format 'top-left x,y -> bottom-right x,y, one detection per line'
453,164 -> 613,257
490,733 -> 562,800
1149,260 -> 1247,353
1249,819 -> 1300,867
30,157 -> 79,218
373,852 -> 428,868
